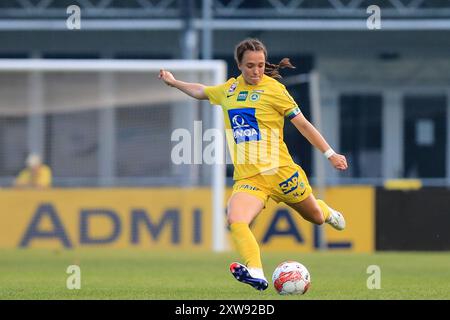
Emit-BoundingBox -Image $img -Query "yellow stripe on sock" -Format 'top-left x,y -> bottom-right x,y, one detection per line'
230,222 -> 262,269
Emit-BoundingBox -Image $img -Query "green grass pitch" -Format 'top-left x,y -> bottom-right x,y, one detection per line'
0,249 -> 449,299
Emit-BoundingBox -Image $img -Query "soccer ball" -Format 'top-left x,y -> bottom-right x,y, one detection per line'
272,261 -> 311,295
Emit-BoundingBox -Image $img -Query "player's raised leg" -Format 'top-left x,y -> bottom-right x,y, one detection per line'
287,194 -> 345,230
227,192 -> 268,291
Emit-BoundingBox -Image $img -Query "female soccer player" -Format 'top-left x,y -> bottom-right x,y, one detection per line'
159,38 -> 348,291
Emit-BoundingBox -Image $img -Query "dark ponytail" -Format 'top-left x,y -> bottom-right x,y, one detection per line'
264,58 -> 295,80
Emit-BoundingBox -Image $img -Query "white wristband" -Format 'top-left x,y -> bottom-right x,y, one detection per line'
324,148 -> 336,159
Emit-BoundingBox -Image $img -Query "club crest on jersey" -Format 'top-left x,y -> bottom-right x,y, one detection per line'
228,108 -> 261,144
249,92 -> 260,102
279,171 -> 299,194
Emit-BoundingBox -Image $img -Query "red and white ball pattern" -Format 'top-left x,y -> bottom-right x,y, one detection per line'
272,261 -> 311,295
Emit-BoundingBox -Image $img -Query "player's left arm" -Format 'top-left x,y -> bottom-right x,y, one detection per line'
290,113 -> 348,171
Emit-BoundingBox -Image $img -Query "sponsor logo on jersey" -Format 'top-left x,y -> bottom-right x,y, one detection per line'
227,81 -> 239,97
228,108 -> 261,144
237,91 -> 248,101
279,171 -> 299,194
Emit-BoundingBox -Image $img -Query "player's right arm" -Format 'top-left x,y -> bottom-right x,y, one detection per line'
158,69 -> 208,100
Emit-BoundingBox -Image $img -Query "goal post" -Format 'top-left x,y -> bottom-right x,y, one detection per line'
309,70 -> 327,250
0,59 -> 228,252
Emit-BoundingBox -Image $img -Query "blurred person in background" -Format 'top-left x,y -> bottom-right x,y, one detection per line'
159,38 -> 347,291
13,153 -> 52,189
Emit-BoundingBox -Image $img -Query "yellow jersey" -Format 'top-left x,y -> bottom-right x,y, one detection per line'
204,74 -> 302,180
14,165 -> 52,188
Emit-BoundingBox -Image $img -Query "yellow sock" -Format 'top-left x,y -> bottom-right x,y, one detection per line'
230,222 -> 262,269
317,199 -> 331,222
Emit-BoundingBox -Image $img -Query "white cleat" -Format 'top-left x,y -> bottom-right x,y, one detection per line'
326,208 -> 346,230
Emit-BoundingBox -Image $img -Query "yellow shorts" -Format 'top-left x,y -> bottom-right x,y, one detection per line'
231,164 -> 312,207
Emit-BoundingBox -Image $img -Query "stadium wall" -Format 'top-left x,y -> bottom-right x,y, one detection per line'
5,187 -> 448,251
0,186 -> 374,252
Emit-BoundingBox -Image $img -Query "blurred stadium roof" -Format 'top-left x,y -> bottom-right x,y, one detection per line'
1,0 -> 450,30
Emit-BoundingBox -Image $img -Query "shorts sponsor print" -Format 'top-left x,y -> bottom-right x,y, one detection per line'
231,164 -> 312,206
